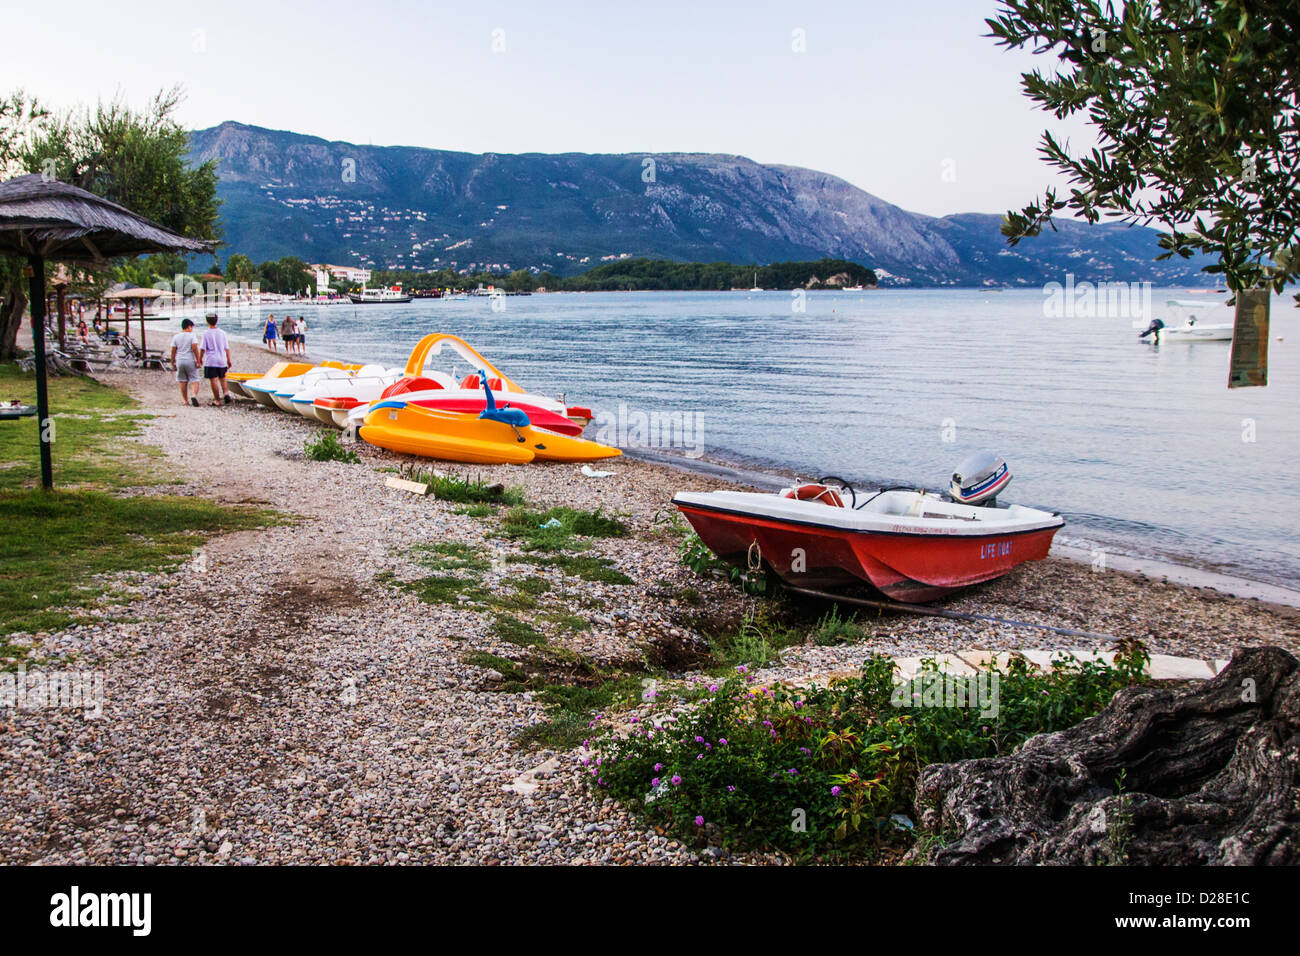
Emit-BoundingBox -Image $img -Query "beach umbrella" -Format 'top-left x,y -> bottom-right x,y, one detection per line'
103,286 -> 181,353
0,173 -> 213,489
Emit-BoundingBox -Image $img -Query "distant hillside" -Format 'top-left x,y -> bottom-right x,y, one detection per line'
189,121 -> 1216,286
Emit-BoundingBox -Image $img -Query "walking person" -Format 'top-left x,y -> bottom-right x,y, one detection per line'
281,315 -> 296,355
296,315 -> 308,355
263,313 -> 278,352
198,313 -> 233,406
170,318 -> 202,406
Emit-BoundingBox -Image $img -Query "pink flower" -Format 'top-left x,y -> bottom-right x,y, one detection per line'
671,775 -> 682,786
694,816 -> 705,827
718,738 -> 728,746
831,785 -> 842,796
651,777 -> 660,787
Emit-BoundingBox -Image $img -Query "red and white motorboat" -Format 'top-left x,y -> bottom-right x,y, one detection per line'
672,456 -> 1063,603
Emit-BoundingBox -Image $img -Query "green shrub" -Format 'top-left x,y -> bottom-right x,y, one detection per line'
680,531 -> 766,594
586,643 -> 1150,859
414,470 -> 525,506
304,431 -> 360,463
810,606 -> 868,646
507,552 -> 633,585
500,506 -> 628,552
709,609 -> 799,668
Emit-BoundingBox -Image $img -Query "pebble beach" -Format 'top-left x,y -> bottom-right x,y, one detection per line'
1,338 -> 1296,865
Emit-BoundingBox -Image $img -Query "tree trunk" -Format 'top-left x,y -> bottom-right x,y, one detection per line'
911,647 -> 1299,865
0,286 -> 28,362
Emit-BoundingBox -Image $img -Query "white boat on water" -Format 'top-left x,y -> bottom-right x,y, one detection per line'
349,286 -> 412,304
1139,300 -> 1234,343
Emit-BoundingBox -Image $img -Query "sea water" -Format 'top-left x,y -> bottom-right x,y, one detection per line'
198,288 -> 1300,590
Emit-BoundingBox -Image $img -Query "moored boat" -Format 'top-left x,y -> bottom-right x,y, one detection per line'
348,286 -> 412,304
672,455 -> 1062,603
1139,300 -> 1235,343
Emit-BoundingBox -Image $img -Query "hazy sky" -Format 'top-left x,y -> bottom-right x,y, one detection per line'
3,0 -> 1095,218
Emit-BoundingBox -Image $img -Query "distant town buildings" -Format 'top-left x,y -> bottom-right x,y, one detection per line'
311,263 -> 372,284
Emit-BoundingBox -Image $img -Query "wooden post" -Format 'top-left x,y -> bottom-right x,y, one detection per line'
26,256 -> 53,490
56,283 -> 66,350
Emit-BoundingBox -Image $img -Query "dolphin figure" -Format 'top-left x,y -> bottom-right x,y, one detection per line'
477,369 -> 531,428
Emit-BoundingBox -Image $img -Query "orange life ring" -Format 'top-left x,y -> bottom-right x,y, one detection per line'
783,484 -> 845,508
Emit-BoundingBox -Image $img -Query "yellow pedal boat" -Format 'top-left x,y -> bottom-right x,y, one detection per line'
359,400 -> 622,465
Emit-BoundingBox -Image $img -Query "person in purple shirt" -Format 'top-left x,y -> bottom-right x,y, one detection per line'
198,313 -> 233,406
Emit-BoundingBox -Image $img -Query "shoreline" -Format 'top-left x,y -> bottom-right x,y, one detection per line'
1,338 -> 1296,864
212,331 -> 1300,608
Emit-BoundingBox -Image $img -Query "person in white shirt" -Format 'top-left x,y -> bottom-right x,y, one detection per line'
198,313 -> 233,406
169,318 -> 202,406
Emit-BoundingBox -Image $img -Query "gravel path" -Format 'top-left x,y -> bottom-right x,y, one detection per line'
1,339 -> 1295,865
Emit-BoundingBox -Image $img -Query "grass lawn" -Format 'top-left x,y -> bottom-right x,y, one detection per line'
0,362 -> 275,662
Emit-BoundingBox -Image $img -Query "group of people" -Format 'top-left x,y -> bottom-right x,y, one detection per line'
169,314 -> 233,407
263,314 -> 308,355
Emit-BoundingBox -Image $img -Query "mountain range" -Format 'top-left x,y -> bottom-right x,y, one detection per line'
188,121 -> 1215,286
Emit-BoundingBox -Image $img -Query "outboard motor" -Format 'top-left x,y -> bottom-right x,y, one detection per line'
950,452 -> 1011,506
1139,317 -> 1165,340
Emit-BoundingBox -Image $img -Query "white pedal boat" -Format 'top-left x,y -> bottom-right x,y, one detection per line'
242,364 -> 357,409
287,366 -> 405,422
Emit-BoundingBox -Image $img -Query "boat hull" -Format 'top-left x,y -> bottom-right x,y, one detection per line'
349,293 -> 412,304
674,498 -> 1060,603
408,397 -> 582,435
1159,324 -> 1234,342
359,401 -> 620,465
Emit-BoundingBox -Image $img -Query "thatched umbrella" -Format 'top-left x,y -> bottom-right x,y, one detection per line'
0,173 -> 213,489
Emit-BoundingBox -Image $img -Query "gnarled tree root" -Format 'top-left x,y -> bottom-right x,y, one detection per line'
912,647 -> 1299,865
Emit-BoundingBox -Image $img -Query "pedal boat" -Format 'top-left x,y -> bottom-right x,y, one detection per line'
343,372 -> 584,435
341,334 -> 594,433
242,361 -> 356,409
228,361 -> 314,401
672,484 -> 1063,603
285,365 -> 403,420
313,396 -> 366,428
358,400 -> 621,465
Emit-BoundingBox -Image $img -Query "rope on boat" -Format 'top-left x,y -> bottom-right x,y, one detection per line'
780,584 -> 1124,643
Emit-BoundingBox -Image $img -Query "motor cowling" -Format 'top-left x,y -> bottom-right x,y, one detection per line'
1139,318 -> 1165,339
950,452 -> 1011,505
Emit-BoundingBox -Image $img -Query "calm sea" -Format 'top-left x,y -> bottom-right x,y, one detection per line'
197,288 -> 1300,589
